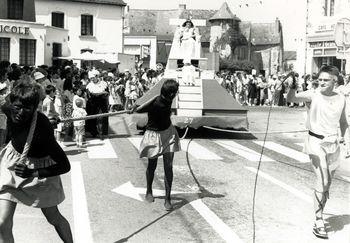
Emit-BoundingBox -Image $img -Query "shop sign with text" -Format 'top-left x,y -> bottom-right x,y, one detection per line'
0,25 -> 29,35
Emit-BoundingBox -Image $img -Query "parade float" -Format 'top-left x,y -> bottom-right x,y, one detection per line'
134,17 -> 248,130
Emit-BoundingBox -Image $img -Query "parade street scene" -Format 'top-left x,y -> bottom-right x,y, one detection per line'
0,0 -> 350,243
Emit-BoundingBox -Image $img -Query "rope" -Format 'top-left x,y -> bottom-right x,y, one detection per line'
18,111 -> 37,165
203,126 -> 307,135
60,110 -> 127,123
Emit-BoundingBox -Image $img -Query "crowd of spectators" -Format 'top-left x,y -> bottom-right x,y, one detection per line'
216,70 -> 350,107
0,60 -> 164,147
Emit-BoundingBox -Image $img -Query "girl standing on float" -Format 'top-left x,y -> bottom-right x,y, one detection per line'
0,81 -> 73,243
130,79 -> 180,211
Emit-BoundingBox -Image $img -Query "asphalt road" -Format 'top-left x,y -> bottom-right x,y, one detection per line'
11,106 -> 350,243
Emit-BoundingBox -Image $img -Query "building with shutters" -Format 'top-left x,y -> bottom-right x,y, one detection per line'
0,0 -> 126,66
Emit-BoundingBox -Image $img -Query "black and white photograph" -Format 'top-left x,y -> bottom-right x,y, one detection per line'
0,0 -> 349,242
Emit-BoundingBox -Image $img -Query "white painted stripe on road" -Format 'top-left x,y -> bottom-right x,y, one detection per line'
181,139 -> 222,160
71,161 -> 94,243
128,137 -> 141,150
128,137 -> 222,160
86,139 -> 117,159
245,166 -> 312,203
295,143 -> 304,147
254,141 -> 310,163
190,199 -> 243,243
214,140 -> 274,162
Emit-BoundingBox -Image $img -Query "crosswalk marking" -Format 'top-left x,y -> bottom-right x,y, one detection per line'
180,139 -> 222,160
254,141 -> 310,163
245,166 -> 312,203
190,199 -> 243,243
86,139 -> 118,159
71,161 -> 94,243
127,137 -> 142,151
128,137 -> 222,160
214,140 -> 274,162
295,143 -> 304,147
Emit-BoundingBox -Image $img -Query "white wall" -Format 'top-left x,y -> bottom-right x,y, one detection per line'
44,26 -> 69,65
0,20 -> 46,65
35,0 -> 124,58
305,0 -> 350,74
124,36 -> 157,69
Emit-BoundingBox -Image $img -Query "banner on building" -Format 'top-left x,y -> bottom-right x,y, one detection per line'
141,45 -> 150,58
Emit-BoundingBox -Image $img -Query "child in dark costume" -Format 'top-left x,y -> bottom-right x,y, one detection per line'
131,79 -> 180,211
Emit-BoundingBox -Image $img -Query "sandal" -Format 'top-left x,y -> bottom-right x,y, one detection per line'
313,218 -> 328,239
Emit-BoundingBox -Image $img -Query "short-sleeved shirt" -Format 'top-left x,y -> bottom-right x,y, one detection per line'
298,90 -> 345,136
86,80 -> 108,94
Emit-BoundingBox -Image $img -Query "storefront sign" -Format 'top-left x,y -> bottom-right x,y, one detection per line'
313,49 -> 323,56
324,41 -> 335,47
310,42 -> 323,48
315,23 -> 335,33
0,25 -> 29,35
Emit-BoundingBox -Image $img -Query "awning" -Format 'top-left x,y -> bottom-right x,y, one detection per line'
57,52 -> 120,63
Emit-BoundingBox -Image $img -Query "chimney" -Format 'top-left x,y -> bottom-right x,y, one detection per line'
179,4 -> 186,10
275,17 -> 280,32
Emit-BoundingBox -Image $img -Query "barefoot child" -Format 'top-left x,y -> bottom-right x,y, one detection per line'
0,80 -> 73,242
131,79 -> 180,211
71,98 -> 87,148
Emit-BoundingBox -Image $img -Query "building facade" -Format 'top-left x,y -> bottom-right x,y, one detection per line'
305,0 -> 350,74
124,2 -> 284,75
0,0 -> 125,66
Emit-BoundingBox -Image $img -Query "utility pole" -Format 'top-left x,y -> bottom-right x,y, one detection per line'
304,0 -> 309,75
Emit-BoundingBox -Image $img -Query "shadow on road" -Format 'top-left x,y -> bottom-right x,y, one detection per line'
113,189 -> 224,243
324,214 -> 350,233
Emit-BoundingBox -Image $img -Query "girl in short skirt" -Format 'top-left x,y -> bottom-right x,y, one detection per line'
0,81 -> 73,243
133,79 -> 180,211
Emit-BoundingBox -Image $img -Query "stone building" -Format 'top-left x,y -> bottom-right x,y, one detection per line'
124,2 -> 284,75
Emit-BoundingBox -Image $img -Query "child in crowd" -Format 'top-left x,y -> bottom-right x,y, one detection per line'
73,85 -> 86,110
130,79 -> 180,211
42,85 -> 61,140
71,98 -> 87,148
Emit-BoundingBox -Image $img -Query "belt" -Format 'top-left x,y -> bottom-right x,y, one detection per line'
308,131 -> 324,139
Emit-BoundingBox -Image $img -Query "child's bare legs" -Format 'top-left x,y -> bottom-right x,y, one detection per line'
78,134 -> 83,147
0,200 -> 16,243
41,206 -> 73,243
163,152 -> 174,210
145,158 -> 157,202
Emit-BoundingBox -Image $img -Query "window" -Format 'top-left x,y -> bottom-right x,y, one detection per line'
324,0 -> 335,16
81,15 -> 93,36
52,43 -> 62,57
330,0 -> 335,16
52,12 -> 64,28
0,38 -> 10,61
20,39 -> 36,66
7,0 -> 23,20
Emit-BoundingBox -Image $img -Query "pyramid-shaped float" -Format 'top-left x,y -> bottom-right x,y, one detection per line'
134,13 -> 248,129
